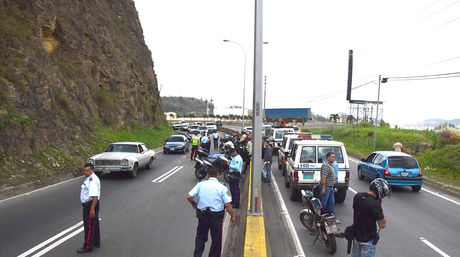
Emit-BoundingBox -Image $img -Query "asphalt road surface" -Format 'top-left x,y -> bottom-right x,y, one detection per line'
268,156 -> 460,257
0,142 -> 226,257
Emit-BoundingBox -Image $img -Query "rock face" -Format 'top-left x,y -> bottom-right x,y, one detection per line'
0,0 -> 163,157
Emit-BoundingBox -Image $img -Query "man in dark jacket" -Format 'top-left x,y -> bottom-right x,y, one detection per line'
263,140 -> 273,183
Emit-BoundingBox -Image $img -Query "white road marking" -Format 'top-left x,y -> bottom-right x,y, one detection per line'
421,188 -> 460,206
156,150 -> 163,153
271,175 -> 306,257
420,237 -> 450,257
31,227 -> 84,257
152,166 -> 183,183
349,187 -> 358,194
17,221 -> 83,257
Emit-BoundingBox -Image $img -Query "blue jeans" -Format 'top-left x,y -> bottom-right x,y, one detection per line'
264,161 -> 272,182
320,186 -> 335,216
351,239 -> 376,257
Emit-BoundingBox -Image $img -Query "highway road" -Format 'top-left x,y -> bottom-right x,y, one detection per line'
0,142 -> 227,257
267,156 -> 460,257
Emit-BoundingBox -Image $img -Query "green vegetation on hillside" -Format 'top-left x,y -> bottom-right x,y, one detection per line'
303,125 -> 460,189
0,125 -> 173,188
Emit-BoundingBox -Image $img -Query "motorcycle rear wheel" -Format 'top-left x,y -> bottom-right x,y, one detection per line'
195,166 -> 207,179
325,232 -> 337,255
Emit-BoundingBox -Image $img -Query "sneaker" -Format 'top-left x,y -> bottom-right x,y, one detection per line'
76,247 -> 92,253
335,219 -> 342,224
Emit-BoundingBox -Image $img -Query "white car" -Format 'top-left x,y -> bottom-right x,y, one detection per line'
205,122 -> 217,132
284,136 -> 350,202
87,142 -> 156,178
266,127 -> 295,152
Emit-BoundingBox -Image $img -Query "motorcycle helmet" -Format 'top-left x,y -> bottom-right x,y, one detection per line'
247,135 -> 252,140
369,178 -> 391,199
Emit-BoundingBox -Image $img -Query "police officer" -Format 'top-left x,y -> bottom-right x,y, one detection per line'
191,134 -> 201,160
212,131 -> 219,149
187,168 -> 236,257
77,163 -> 101,253
201,133 -> 210,152
227,148 -> 243,208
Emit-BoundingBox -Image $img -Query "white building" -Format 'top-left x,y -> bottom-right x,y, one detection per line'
214,106 -> 251,116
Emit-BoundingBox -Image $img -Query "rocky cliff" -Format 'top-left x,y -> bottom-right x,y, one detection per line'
0,0 -> 164,188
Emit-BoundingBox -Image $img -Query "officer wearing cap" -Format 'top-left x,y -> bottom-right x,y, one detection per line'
187,168 -> 236,257
77,163 -> 101,253
227,148 -> 243,208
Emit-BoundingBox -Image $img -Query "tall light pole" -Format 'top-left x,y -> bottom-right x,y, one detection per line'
223,40 -> 268,131
373,75 -> 382,152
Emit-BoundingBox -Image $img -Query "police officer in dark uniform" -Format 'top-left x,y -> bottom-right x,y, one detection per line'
77,163 -> 101,253
187,168 -> 236,257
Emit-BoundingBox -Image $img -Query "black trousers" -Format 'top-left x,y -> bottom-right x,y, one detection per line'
213,139 -> 218,149
191,145 -> 199,159
82,201 -> 100,250
194,214 -> 223,257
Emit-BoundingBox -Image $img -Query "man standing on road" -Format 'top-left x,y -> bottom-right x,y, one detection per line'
201,133 -> 210,152
191,134 -> 201,160
243,135 -> 252,174
227,148 -> 243,208
212,131 -> 219,149
77,163 -> 101,253
263,140 -> 273,183
393,141 -> 403,152
320,152 -> 341,223
351,178 -> 389,257
187,169 -> 236,257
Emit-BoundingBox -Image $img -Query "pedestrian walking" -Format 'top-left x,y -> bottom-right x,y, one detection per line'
393,141 -> 403,152
320,152 -> 341,223
77,163 -> 101,253
191,134 -> 201,160
212,131 -> 219,149
350,178 -> 389,257
187,169 -> 236,257
227,148 -> 243,208
263,140 -> 272,183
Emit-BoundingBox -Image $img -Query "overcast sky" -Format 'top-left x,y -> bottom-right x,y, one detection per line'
133,0 -> 459,125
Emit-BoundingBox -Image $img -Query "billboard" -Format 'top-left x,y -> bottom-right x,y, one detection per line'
265,108 -> 312,120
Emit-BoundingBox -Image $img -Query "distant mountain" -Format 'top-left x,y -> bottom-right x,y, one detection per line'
161,96 -> 214,116
421,118 -> 460,127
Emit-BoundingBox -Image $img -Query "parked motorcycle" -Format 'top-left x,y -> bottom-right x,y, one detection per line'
299,188 -> 338,255
219,135 -> 233,154
194,148 -> 232,182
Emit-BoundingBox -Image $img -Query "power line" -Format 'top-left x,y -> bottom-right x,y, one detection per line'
418,0 -> 443,13
435,16 -> 460,28
386,71 -> 460,79
389,75 -> 460,82
419,0 -> 460,21
303,80 -> 375,101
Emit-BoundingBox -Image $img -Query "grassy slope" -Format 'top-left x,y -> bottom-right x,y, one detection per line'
303,125 -> 460,189
0,125 -> 173,188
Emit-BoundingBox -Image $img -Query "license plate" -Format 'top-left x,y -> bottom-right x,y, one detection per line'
303,173 -> 314,180
325,223 -> 338,234
103,168 -> 110,174
401,171 -> 409,177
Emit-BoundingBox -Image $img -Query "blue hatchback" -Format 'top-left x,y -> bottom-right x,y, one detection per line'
358,151 -> 422,192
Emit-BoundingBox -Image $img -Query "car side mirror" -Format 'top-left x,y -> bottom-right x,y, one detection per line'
361,158 -> 366,162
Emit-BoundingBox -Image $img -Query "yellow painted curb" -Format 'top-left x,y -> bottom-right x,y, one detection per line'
244,162 -> 267,257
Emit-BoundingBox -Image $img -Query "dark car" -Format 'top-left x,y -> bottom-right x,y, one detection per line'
163,135 -> 190,154
215,120 -> 222,127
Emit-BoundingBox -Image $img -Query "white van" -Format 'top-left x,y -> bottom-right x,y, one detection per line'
284,137 -> 350,202
278,134 -> 312,175
266,127 -> 295,152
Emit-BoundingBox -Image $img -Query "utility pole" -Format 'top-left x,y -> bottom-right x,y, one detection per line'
372,75 -> 381,152
250,0 -> 263,215
263,75 -> 267,120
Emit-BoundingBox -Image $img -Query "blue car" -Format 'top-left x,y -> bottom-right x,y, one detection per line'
358,151 -> 422,192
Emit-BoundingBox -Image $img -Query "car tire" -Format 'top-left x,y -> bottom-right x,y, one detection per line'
146,158 -> 153,169
412,185 -> 422,192
163,150 -> 167,154
289,181 -> 299,201
358,167 -> 364,180
129,163 -> 138,178
285,175 -> 290,188
278,163 -> 282,170
335,189 -> 347,203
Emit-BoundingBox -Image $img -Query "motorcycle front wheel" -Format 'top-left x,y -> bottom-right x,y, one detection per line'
299,210 -> 316,232
195,166 -> 207,179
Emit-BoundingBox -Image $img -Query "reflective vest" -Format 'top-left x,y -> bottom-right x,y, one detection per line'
192,136 -> 200,146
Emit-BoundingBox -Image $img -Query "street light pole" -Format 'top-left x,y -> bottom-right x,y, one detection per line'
372,75 -> 381,152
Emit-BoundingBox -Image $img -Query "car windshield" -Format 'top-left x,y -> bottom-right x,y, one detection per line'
190,130 -> 200,135
275,130 -> 292,139
318,146 -> 344,163
300,146 -> 316,163
388,156 -> 419,169
206,123 -> 215,126
199,126 -> 207,130
288,139 -> 301,151
168,136 -> 184,142
105,144 -> 138,153
189,125 -> 198,129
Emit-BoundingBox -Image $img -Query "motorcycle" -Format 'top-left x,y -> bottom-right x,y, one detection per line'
299,188 -> 338,255
194,148 -> 232,182
219,135 -> 233,154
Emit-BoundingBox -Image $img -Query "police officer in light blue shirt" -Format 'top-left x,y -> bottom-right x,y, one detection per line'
201,133 -> 211,152
212,132 -> 219,149
77,163 -> 101,253
227,148 -> 243,209
187,168 -> 235,257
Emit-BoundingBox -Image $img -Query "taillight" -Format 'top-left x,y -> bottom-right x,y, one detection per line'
345,170 -> 350,183
384,168 -> 391,177
294,171 -> 299,183
418,169 -> 422,177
